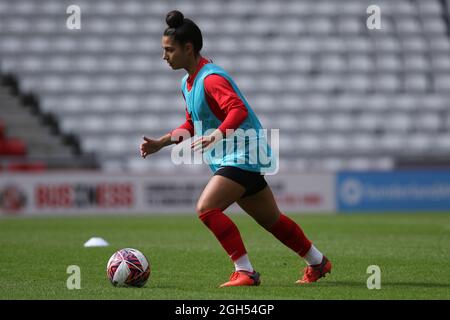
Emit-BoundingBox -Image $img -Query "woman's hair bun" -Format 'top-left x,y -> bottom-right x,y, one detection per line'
166,10 -> 184,29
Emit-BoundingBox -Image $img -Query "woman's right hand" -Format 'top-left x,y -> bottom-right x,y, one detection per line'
140,136 -> 163,159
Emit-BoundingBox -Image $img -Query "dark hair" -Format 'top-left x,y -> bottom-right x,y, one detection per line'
164,10 -> 203,54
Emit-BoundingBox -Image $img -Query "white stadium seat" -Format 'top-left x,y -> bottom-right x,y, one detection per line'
1,0 -> 450,171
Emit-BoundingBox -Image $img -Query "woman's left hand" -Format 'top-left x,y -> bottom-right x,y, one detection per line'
191,130 -> 223,153
191,135 -> 215,153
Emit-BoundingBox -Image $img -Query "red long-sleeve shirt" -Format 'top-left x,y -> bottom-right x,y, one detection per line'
170,57 -> 248,143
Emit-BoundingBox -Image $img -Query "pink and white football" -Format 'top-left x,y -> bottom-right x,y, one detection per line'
106,248 -> 151,287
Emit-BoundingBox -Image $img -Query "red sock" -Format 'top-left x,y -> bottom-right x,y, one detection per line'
199,208 -> 247,261
268,213 -> 312,257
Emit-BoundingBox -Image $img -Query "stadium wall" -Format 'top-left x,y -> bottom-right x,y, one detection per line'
0,172 -> 335,216
2,170 -> 450,216
336,170 -> 450,213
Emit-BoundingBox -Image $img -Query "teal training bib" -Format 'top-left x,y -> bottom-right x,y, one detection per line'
181,63 -> 276,174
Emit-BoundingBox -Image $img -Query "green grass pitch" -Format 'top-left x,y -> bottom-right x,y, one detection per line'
0,213 -> 449,300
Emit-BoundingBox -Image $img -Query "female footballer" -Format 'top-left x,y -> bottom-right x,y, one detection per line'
140,10 -> 331,287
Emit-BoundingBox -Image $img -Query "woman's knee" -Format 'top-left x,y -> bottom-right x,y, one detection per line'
196,199 -> 218,215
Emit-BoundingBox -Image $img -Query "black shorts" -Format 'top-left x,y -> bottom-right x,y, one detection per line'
214,166 -> 268,198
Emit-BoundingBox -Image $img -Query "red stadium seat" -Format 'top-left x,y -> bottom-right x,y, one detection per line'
0,121 -> 4,140
0,138 -> 27,156
7,162 -> 46,172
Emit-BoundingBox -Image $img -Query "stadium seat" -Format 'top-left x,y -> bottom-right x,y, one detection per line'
432,54 -> 450,70
351,135 -> 377,153
395,17 -> 422,34
295,134 -> 321,153
401,36 -> 428,52
7,162 -> 46,172
378,134 -> 407,154
0,121 -> 4,139
323,134 -> 351,153
1,0 -> 450,172
348,55 -> 374,72
403,73 -> 429,92
328,114 -> 354,132
0,138 -> 26,156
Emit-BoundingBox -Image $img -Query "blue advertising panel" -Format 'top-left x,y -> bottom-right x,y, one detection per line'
337,171 -> 450,212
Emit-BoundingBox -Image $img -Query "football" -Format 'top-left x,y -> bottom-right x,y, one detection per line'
106,248 -> 151,287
